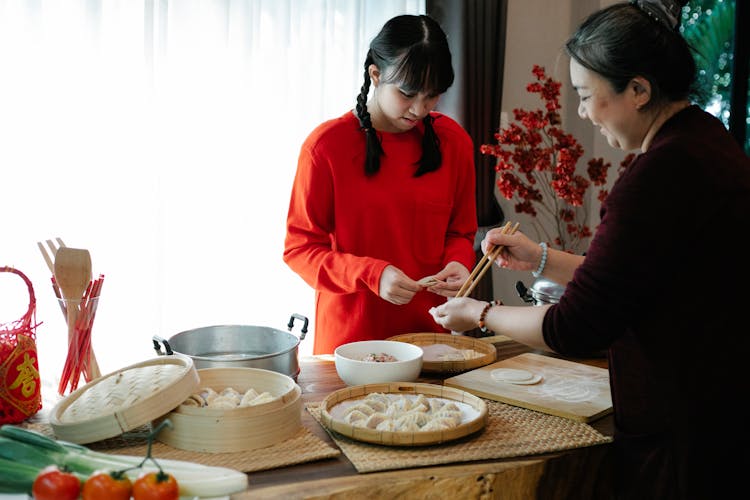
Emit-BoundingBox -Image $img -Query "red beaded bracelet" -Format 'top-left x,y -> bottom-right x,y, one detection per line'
478,300 -> 502,333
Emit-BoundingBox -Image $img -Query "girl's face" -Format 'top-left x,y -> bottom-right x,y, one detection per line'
368,64 -> 441,133
569,58 -> 649,151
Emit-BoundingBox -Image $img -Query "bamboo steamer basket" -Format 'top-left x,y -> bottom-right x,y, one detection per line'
387,333 -> 496,373
49,354 -> 199,444
320,382 -> 488,446
154,367 -> 302,453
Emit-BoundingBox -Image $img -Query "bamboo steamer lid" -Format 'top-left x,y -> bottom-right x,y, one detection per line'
49,354 -> 199,444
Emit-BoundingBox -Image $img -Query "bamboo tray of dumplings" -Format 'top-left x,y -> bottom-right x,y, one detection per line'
387,333 -> 496,373
320,382 -> 488,446
154,367 -> 302,453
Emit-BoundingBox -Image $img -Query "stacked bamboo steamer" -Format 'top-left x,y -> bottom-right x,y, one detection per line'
49,355 -> 301,453
155,367 -> 301,453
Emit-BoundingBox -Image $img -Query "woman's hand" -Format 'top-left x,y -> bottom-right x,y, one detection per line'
379,265 -> 421,305
426,261 -> 469,297
482,229 -> 541,272
429,297 -> 485,333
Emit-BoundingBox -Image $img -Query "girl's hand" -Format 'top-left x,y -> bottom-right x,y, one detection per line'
429,297 -> 485,333
482,229 -> 541,271
379,265 -> 421,305
426,261 -> 469,297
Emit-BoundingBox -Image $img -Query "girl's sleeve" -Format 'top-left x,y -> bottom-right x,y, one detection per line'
283,142 -> 388,295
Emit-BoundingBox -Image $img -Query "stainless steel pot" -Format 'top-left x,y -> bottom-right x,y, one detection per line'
152,313 -> 308,380
516,278 -> 565,305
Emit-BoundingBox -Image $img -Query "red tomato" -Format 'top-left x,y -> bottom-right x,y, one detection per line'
82,470 -> 133,500
32,465 -> 81,500
132,471 -> 179,500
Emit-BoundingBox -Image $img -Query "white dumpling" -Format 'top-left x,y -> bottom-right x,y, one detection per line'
442,402 -> 460,412
344,403 -> 375,417
208,395 -> 238,409
393,396 -> 415,412
384,404 -> 403,419
397,421 -> 422,432
409,395 -> 429,412
428,398 -> 446,413
375,418 -> 398,431
365,393 -> 390,405
421,418 -> 453,431
432,409 -> 462,426
344,409 -> 369,425
395,411 -> 429,429
200,387 -> 218,405
182,395 -> 202,407
364,412 -> 388,429
244,391 -> 276,407
220,387 -> 241,398
239,389 -> 260,407
363,399 -> 387,413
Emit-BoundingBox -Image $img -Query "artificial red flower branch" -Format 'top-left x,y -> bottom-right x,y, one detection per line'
481,65 -> 632,252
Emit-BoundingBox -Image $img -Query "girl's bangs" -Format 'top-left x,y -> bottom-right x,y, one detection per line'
387,45 -> 453,95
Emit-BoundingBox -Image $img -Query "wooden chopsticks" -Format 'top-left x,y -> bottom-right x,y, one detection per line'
456,221 -> 520,298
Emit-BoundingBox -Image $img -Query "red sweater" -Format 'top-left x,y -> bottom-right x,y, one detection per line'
284,111 -> 477,354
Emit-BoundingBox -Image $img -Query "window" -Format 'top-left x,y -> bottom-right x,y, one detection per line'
683,0 -> 749,153
0,0 -> 425,388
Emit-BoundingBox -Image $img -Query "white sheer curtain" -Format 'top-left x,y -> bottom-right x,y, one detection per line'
0,0 -> 425,383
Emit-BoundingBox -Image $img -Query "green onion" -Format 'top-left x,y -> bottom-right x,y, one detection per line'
0,425 -> 248,496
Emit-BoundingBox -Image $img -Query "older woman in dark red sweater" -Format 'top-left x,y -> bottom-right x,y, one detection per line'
431,1 -> 750,498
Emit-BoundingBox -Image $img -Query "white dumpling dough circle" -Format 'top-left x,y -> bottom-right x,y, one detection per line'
491,368 -> 542,385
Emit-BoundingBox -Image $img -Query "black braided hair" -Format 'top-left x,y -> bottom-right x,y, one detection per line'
355,15 -> 454,177
356,51 -> 385,177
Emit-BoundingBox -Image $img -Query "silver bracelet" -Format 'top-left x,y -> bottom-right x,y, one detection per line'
532,242 -> 548,278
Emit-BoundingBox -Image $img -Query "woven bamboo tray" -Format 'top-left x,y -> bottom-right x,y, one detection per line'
320,382 -> 487,446
49,354 -> 199,444
155,367 -> 302,453
387,333 -> 496,373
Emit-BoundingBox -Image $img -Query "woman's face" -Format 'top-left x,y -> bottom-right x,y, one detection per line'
368,64 -> 441,133
569,58 -> 647,151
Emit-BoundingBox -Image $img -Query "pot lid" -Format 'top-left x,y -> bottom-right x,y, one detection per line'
49,353 -> 199,444
529,277 -> 565,301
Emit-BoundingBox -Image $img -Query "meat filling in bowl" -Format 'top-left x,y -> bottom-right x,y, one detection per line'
361,352 -> 398,363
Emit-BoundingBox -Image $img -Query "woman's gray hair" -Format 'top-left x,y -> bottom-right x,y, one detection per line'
565,1 -> 699,107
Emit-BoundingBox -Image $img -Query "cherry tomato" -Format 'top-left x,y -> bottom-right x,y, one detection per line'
82,470 -> 133,500
32,465 -> 81,500
132,470 -> 179,500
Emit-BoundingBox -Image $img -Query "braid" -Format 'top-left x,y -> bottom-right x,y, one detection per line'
355,54 -> 384,176
415,114 -> 441,177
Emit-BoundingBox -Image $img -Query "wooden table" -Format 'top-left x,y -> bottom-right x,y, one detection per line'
236,337 -> 614,500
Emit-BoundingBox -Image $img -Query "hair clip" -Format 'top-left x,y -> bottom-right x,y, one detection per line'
630,0 -> 682,30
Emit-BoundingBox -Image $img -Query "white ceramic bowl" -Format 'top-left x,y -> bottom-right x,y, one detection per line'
334,340 -> 423,386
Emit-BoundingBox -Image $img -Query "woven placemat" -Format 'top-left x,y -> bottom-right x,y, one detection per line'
307,399 -> 612,473
23,421 -> 340,473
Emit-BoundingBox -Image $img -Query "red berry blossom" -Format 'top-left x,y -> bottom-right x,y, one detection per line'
482,65 -> 620,252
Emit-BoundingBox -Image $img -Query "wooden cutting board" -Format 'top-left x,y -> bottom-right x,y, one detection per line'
444,353 -> 612,423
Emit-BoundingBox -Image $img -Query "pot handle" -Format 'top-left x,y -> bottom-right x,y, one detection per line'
287,313 -> 309,341
515,281 -> 535,304
152,335 -> 174,355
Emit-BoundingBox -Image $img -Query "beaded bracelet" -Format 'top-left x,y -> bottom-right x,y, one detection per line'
478,299 -> 502,333
532,242 -> 548,278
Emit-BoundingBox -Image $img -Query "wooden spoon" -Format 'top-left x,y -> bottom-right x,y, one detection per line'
53,247 -> 92,353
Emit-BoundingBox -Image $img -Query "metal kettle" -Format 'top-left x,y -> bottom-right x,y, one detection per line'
516,277 -> 565,305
